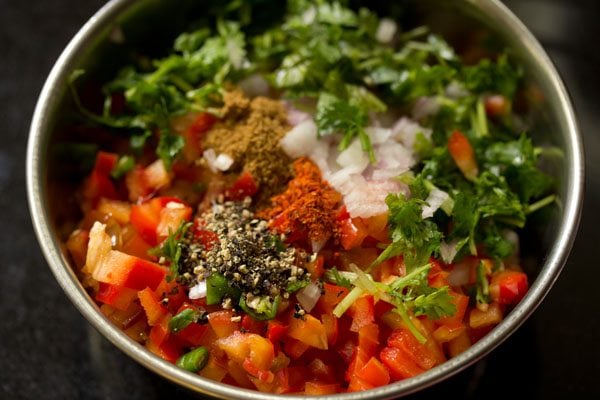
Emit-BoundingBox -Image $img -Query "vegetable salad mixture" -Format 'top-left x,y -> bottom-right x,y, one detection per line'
65,0 -> 555,394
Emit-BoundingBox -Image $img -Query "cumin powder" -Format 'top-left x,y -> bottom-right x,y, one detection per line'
203,90 -> 292,199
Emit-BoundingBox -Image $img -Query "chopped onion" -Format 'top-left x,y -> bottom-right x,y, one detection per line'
422,188 -> 450,219
203,149 -> 218,173
238,74 -> 270,97
447,259 -> 470,286
440,239 -> 460,264
445,81 -> 468,99
366,127 -> 392,145
376,18 -> 397,43
297,281 -> 321,313
189,281 -> 207,300
311,237 -> 329,253
287,107 -> 312,126
391,117 -> 432,151
280,119 -> 318,158
412,97 -> 440,120
336,139 -> 368,173
214,154 -> 234,172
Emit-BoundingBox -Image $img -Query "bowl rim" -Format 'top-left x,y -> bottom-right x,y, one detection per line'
26,0 -> 584,399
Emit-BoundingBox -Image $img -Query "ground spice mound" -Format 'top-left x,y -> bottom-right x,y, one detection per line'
258,157 -> 342,249
202,90 -> 292,199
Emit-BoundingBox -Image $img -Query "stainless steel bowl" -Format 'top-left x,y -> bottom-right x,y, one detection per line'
26,0 -> 584,398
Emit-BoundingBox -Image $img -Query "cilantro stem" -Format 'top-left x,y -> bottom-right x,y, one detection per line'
333,286 -> 364,318
526,194 -> 556,215
393,302 -> 427,344
389,263 -> 431,291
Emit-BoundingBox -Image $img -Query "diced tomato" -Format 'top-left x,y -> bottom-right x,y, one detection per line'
125,166 -> 151,202
428,259 -> 450,288
358,323 -> 379,357
241,315 -> 266,335
199,357 -> 228,382
433,323 -> 466,343
350,295 -> 375,332
338,216 -> 368,250
96,282 -> 138,311
437,292 -> 469,327
226,359 -> 255,389
138,287 -> 169,326
304,254 -> 325,279
217,331 -> 275,371
120,228 -> 153,261
448,130 -> 478,181
317,283 -> 349,314
356,357 -> 390,388
82,152 -> 119,206
448,330 -> 471,357
92,249 -> 166,291
149,317 -> 170,346
321,313 -> 339,346
208,310 -> 239,338
193,228 -> 219,251
284,338 -> 310,359
96,198 -> 131,225
485,94 -> 509,117
288,314 -> 328,350
308,358 -> 336,383
380,346 -> 425,380
130,197 -> 189,245
224,172 -> 258,201
469,302 -> 503,329
305,381 -> 339,395
66,229 -> 89,270
156,201 -> 192,239
346,347 -> 371,383
490,270 -> 528,305
267,321 -> 288,344
154,279 -> 186,313
387,328 -> 438,370
147,336 -> 181,363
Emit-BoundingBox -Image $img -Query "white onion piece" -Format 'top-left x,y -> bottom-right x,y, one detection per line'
392,117 -> 432,151
296,281 -> 321,313
366,127 -> 392,145
214,154 -> 234,172
376,18 -> 397,43
412,97 -> 440,120
336,139 -> 368,173
445,81 -> 468,99
203,149 -> 218,173
189,281 -> 207,300
422,188 -> 450,219
440,239 -> 460,265
447,258 -> 470,286
311,237 -> 329,253
280,119 -> 318,158
286,107 -> 312,126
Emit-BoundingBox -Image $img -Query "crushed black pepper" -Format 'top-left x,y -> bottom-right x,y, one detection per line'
179,197 -> 309,304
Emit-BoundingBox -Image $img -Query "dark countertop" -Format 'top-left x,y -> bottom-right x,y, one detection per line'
1,0 -> 598,398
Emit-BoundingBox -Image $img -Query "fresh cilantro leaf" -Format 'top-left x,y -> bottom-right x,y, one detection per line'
462,54 -> 520,98
411,286 -> 456,320
150,221 -> 192,282
327,267 -> 353,289
286,279 -> 310,293
316,92 -> 375,161
374,193 -> 442,271
475,260 -> 490,306
157,131 -> 185,169
110,155 -> 135,179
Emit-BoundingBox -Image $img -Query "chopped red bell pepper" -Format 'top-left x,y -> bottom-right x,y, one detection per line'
96,282 -> 138,311
380,346 -> 425,380
355,357 -> 390,388
448,130 -> 478,181
93,250 -> 166,291
490,270 -> 528,305
138,287 -> 169,326
350,295 -> 375,332
224,171 -> 259,201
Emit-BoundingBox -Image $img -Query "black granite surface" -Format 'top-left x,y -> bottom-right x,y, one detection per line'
1,0 -> 599,399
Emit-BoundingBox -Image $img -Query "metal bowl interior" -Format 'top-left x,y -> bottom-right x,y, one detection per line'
26,0 -> 583,399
